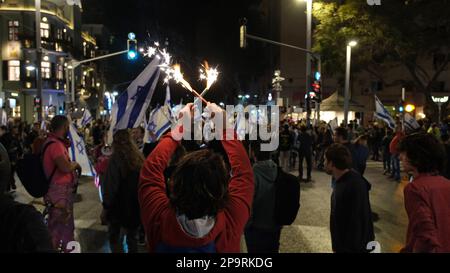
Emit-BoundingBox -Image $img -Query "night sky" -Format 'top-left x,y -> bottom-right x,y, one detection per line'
82,0 -> 274,105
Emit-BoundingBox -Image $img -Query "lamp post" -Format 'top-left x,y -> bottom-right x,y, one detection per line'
432,96 -> 449,124
305,0 -> 312,126
35,0 -> 43,122
343,40 -> 357,126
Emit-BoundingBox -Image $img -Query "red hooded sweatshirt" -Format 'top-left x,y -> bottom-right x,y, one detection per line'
138,129 -> 254,253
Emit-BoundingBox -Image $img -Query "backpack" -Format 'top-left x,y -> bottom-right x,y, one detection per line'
274,167 -> 300,226
16,141 -> 57,198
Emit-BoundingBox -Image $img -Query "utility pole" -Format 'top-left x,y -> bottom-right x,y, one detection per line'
305,0 -> 312,127
35,0 -> 43,122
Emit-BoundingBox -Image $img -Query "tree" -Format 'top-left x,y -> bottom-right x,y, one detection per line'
312,0 -> 450,121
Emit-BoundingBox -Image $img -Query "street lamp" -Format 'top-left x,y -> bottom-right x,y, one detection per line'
26,64 -> 36,71
343,40 -> 357,125
432,96 -> 449,124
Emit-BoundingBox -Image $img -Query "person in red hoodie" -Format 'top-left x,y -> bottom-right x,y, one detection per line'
139,103 -> 254,252
398,133 -> 450,253
389,125 -> 404,182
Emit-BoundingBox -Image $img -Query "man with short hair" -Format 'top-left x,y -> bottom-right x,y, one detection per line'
398,133 -> 450,253
324,144 -> 374,253
43,115 -> 81,252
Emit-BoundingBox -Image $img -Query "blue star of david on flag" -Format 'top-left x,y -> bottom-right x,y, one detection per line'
76,141 -> 85,155
131,86 -> 145,100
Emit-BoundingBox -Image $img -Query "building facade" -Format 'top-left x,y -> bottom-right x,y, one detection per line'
0,0 -> 101,123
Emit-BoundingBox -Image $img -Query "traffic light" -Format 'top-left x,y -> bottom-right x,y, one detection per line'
240,23 -> 247,49
398,100 -> 405,113
127,32 -> 138,60
311,71 -> 322,103
34,97 -> 41,108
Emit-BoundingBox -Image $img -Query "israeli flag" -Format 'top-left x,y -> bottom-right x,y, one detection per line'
404,113 -> 421,132
108,57 -> 161,143
328,117 -> 339,134
374,95 -> 396,129
0,109 -> 7,126
68,123 -> 96,177
78,109 -> 93,128
144,86 -> 173,143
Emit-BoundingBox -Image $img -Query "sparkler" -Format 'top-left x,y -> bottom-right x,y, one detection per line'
143,43 -> 209,104
199,61 -> 219,96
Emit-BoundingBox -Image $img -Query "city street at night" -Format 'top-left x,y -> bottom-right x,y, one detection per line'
1,1 -> 450,269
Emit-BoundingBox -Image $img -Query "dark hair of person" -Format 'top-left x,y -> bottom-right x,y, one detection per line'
112,129 -> 144,172
325,144 -> 353,170
398,133 -> 446,174
169,149 -> 229,219
50,115 -> 68,132
300,125 -> 307,133
334,127 -> 348,141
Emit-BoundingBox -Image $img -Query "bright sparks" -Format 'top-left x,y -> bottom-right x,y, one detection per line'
199,61 -> 219,94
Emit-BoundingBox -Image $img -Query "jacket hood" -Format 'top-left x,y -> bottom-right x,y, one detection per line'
253,160 -> 278,183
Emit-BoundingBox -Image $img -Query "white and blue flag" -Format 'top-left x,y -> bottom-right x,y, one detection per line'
108,57 -> 161,143
144,86 -> 173,143
404,113 -> 421,132
374,95 -> 396,129
68,123 -> 96,177
0,109 -> 7,126
77,109 -> 93,128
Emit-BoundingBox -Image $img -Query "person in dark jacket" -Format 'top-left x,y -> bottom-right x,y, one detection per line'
382,129 -> 393,175
442,134 -> 450,180
352,135 -> 370,176
0,126 -> 22,191
0,143 -> 53,253
102,129 -> 144,253
324,144 -> 375,253
245,142 -> 282,253
297,125 -> 313,182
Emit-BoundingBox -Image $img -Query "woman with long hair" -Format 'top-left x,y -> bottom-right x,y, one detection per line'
102,129 -> 144,253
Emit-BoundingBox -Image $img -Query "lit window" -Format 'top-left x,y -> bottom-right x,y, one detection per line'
57,28 -> 63,40
41,61 -> 51,79
8,20 -> 19,41
40,21 -> 50,38
55,42 -> 63,52
8,60 -> 20,81
83,41 -> 87,56
57,64 -> 64,80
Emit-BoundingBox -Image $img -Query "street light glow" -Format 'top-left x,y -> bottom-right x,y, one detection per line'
348,40 -> 358,47
26,65 -> 36,71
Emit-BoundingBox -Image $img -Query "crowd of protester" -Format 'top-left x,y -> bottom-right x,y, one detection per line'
0,109 -> 450,253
